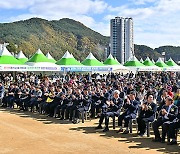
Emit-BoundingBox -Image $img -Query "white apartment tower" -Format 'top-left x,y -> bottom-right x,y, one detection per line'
110,17 -> 134,64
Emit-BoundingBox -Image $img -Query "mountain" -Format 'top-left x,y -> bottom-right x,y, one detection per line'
134,45 -> 180,62
0,18 -> 179,62
0,18 -> 108,61
134,44 -> 161,61
154,46 -> 180,62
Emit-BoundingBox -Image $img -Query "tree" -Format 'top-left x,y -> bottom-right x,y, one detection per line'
6,42 -> 17,54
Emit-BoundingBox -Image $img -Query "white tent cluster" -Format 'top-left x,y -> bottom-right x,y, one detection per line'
0,45 -> 179,72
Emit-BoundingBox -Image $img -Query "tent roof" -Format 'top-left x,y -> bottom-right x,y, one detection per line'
46,52 -> 56,63
103,54 -> 120,65
165,58 -> 178,66
27,49 -> 50,63
86,52 -> 96,60
0,46 -> 23,64
140,58 -> 144,63
82,52 -> 104,66
124,56 -> 144,67
155,58 -> 169,67
152,59 -> 155,64
143,57 -> 156,66
107,54 -> 114,59
18,58 -> 28,64
62,51 -> 74,58
56,51 -> 82,65
0,46 -> 13,56
16,51 -> 27,59
0,56 -> 23,64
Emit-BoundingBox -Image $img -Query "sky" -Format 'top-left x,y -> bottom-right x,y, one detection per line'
0,0 -> 180,48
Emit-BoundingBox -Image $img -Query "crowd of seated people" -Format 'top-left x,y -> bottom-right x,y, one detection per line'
0,71 -> 179,145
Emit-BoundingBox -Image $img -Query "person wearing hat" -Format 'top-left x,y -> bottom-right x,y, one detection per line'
117,91 -> 139,134
95,90 -> 123,132
152,97 -> 178,143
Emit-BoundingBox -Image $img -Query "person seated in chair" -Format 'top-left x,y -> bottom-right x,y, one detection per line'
60,88 -> 73,120
90,88 -> 101,118
117,91 -> 139,134
30,86 -> 43,112
24,85 -> 36,111
167,106 -> 180,145
6,84 -> 15,108
17,84 -> 30,110
68,89 -> 83,121
137,94 -> 157,136
73,88 -> 92,124
43,86 -> 55,115
167,107 -> 180,145
95,90 -> 123,132
152,97 -> 178,143
49,86 -> 63,117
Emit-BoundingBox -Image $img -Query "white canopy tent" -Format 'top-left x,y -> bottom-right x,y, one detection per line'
26,49 -> 60,71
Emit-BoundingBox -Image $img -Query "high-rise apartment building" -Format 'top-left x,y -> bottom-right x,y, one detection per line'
110,17 -> 134,64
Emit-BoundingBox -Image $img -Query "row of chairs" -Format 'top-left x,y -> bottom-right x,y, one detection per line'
3,100 -> 179,139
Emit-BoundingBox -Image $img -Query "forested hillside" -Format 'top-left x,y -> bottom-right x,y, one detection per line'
0,18 -> 179,62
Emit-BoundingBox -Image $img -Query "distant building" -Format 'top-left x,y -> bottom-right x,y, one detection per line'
110,17 -> 134,64
124,18 -> 134,62
104,44 -> 111,59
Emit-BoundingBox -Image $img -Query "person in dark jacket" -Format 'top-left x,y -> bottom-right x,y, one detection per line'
152,97 -> 178,142
0,82 -> 5,106
6,84 -> 15,108
117,91 -> 139,134
167,106 -> 180,145
90,89 -> 101,118
60,88 -> 73,120
95,90 -> 123,132
68,89 -> 83,121
137,94 -> 157,136
73,88 -> 92,124
49,86 -> 63,117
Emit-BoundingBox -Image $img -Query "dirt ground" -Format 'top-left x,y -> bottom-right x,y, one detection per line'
0,108 -> 179,154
